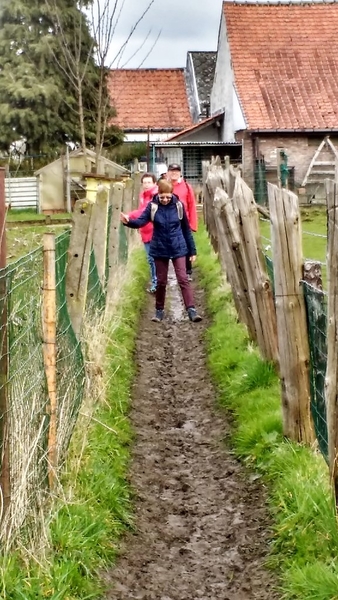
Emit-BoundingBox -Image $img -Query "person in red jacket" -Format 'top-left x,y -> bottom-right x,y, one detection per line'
167,164 -> 198,280
129,173 -> 158,293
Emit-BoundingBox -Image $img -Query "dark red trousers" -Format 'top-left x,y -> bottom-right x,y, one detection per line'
154,256 -> 194,310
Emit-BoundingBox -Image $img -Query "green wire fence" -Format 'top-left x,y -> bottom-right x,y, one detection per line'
263,244 -> 329,463
0,203 -> 130,543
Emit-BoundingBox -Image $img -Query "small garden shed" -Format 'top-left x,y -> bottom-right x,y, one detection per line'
35,148 -> 129,213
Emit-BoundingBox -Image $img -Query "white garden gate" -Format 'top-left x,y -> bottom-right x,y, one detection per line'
5,176 -> 39,211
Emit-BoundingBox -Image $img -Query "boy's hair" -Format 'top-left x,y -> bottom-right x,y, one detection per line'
141,172 -> 157,183
158,179 -> 173,194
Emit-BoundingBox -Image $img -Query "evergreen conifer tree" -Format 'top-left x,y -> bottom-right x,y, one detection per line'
0,0 -> 99,155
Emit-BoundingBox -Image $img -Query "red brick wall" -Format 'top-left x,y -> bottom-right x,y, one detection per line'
235,131 -> 338,200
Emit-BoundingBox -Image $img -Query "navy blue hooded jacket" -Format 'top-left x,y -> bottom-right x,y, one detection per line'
125,194 -> 196,259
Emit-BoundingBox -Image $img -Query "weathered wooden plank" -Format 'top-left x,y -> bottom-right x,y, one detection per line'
205,159 -> 226,253
92,184 -> 109,286
65,198 -> 96,337
214,187 -> 257,341
234,176 -> 278,363
268,182 -> 314,443
107,183 -> 124,300
42,233 -> 57,489
122,179 -> 134,246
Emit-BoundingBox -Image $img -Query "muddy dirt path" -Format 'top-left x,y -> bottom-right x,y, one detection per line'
104,273 -> 281,600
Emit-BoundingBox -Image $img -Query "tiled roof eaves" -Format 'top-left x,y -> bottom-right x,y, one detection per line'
151,141 -> 242,147
123,127 -> 181,132
223,0 -> 338,4
249,128 -> 338,133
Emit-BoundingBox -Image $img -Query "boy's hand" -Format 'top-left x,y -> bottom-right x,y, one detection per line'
190,255 -> 196,262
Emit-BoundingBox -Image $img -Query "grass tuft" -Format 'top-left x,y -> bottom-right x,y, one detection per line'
0,248 -> 149,599
195,222 -> 338,600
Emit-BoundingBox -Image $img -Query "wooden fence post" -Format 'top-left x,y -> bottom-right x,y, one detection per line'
122,179 -> 133,245
92,184 -> 109,286
205,158 -> 226,253
42,233 -> 57,490
303,260 -> 323,291
268,183 -> 314,443
234,176 -> 278,363
107,183 -> 124,301
132,172 -> 142,211
214,187 -> 257,340
65,198 -> 96,337
325,178 -> 338,507
0,167 -> 10,519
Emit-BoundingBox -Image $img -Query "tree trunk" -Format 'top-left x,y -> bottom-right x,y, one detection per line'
77,74 -> 86,152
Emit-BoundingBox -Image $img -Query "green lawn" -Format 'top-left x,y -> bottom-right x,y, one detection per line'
260,205 -> 327,286
6,209 -> 71,223
196,224 -> 338,600
6,223 -> 71,262
3,209 -> 72,262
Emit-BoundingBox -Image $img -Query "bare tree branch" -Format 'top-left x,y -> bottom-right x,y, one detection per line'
110,0 -> 156,68
46,0 -> 159,169
135,29 -> 161,69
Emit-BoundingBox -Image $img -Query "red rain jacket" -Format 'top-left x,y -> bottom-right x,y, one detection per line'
129,184 -> 158,243
172,179 -> 198,232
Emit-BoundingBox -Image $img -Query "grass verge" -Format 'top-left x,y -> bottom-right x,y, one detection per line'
0,249 -> 148,599
6,209 -> 71,222
195,223 -> 338,600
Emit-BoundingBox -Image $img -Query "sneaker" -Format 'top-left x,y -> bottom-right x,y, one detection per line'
187,307 -> 202,322
151,309 -> 164,322
187,273 -> 193,282
147,285 -> 157,294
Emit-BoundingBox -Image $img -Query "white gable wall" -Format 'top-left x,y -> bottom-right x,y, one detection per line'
233,87 -> 246,133
210,15 -> 246,141
185,53 -> 200,123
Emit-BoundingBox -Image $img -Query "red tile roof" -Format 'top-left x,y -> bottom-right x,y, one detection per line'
223,1 -> 338,131
107,69 -> 193,131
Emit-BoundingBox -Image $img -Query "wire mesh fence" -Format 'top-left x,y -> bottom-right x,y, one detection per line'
204,155 -> 334,488
0,191 -> 132,545
263,249 -> 329,463
303,282 -> 328,461
262,216 -> 329,461
55,231 -> 86,466
5,249 -> 47,540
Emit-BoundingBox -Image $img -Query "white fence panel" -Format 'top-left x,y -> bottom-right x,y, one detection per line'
5,177 -> 39,210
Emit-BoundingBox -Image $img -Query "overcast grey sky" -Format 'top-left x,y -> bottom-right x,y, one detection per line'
107,0 -> 224,69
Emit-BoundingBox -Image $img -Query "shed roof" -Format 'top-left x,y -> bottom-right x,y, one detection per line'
165,112 -> 224,142
35,148 -> 129,175
223,0 -> 338,131
107,69 -> 193,131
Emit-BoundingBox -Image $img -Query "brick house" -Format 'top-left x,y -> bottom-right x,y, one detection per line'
211,0 -> 338,203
